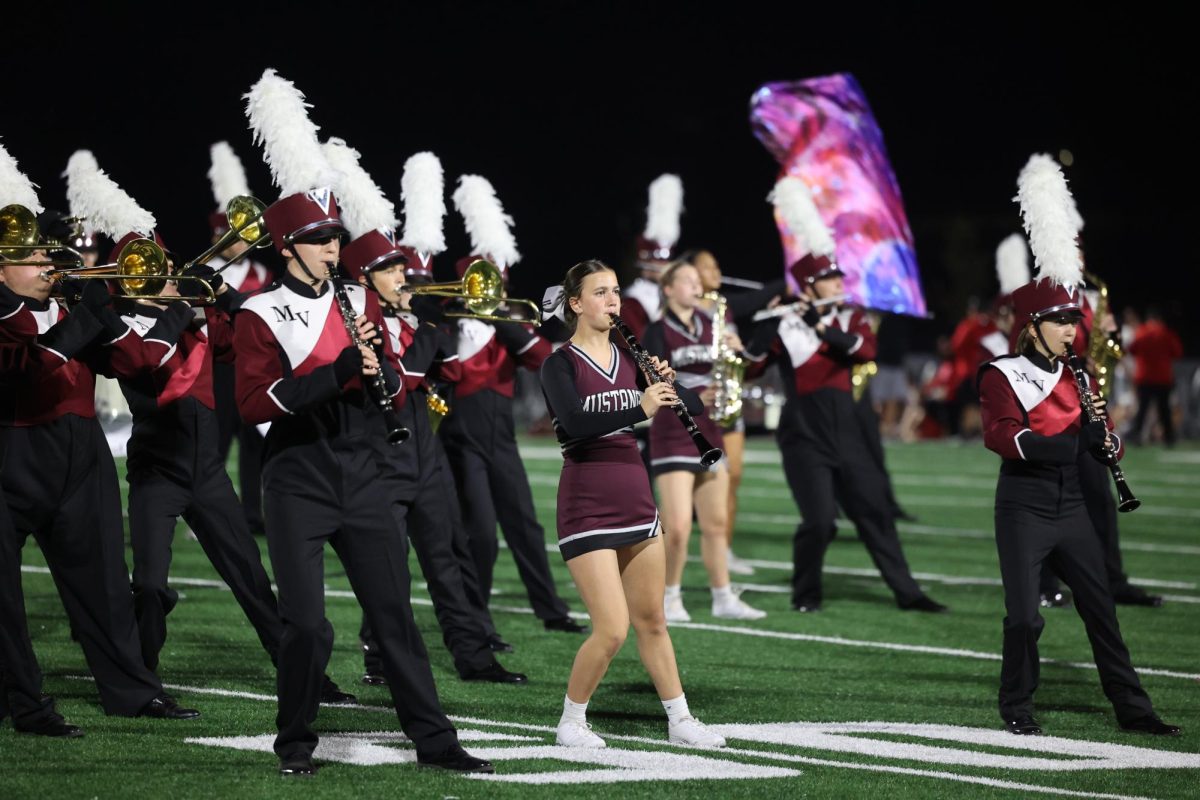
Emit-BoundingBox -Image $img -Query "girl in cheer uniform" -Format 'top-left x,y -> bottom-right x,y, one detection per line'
540,259 -> 726,750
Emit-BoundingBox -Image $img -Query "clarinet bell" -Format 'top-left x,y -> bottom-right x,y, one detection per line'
385,423 -> 411,445
700,447 -> 724,467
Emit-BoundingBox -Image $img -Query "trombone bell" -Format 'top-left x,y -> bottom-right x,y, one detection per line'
405,259 -> 542,324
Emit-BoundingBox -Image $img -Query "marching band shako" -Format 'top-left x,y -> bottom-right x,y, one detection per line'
260,188 -> 344,254
789,252 -> 844,286
1008,279 -> 1083,350
341,228 -> 406,281
398,245 -> 433,278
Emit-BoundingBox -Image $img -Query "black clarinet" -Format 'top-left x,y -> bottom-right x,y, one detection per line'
331,277 -> 410,445
610,313 -> 722,467
1065,344 -> 1139,512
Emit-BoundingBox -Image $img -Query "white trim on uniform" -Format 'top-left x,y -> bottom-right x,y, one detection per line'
104,325 -> 132,346
558,514 -> 661,548
34,342 -> 67,362
650,455 -> 700,467
1014,428 -> 1032,460
0,302 -> 24,320
569,342 -> 620,384
847,335 -> 864,355
266,379 -> 291,414
516,337 -> 539,355
144,339 -> 176,367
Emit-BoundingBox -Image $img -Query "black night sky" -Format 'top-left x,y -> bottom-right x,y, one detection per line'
5,3 -> 1197,349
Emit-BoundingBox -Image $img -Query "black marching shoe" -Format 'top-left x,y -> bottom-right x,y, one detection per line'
14,714 -> 84,738
361,669 -> 388,687
320,676 -> 357,704
279,755 -> 319,776
544,617 -> 588,634
1120,715 -> 1182,736
460,661 -> 528,684
487,634 -> 514,653
1113,586 -> 1164,608
418,743 -> 495,773
899,595 -> 949,613
1006,716 -> 1042,735
139,693 -> 200,720
1039,590 -> 1072,609
791,601 -> 822,613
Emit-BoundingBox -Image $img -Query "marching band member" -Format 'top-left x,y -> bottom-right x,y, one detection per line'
439,174 -> 584,635
0,144 -> 200,735
206,142 -> 272,536
540,259 -> 726,749
977,154 -> 1177,736
745,177 -> 944,614
324,142 -> 524,686
621,174 -> 682,339
237,70 -> 490,775
643,259 -> 766,621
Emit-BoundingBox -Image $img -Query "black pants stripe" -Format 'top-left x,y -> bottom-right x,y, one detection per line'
995,478 -> 1155,724
128,469 -> 281,671
264,446 -> 456,761
0,416 -> 161,719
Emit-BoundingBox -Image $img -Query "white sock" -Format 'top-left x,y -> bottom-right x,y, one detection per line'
665,584 -> 682,599
711,584 -> 733,601
662,693 -> 691,725
560,695 -> 588,725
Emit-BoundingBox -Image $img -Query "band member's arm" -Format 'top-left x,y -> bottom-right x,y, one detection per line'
493,321 -> 552,369
631,352 -> 705,416
979,367 -> 1101,464
743,316 -> 782,380
640,322 -> 667,362
86,299 -> 194,379
819,311 -> 876,362
396,296 -> 449,391
540,351 -> 647,437
204,301 -> 237,363
364,291 -> 404,410
29,305 -> 105,372
726,278 -> 788,321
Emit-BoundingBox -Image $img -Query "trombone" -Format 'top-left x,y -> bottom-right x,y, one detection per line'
0,203 -> 89,269
183,195 -> 271,274
43,238 -> 216,304
404,259 -> 542,324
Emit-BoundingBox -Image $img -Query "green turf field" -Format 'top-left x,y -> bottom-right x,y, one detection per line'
3,437 -> 1198,799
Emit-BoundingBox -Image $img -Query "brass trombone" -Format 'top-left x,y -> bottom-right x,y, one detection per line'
183,195 -> 271,273
0,203 -> 89,268
44,238 -> 216,304
404,259 -> 542,324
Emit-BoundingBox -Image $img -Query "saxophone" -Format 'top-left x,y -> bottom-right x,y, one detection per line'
704,291 -> 746,426
1084,271 -> 1123,400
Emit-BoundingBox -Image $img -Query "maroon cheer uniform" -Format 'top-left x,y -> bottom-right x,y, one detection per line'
1,294 -> 170,723
642,308 -> 723,476
235,271 -> 456,763
540,342 -> 701,560
745,305 -> 925,608
114,293 -> 282,672
979,349 -> 1156,726
439,317 -> 574,622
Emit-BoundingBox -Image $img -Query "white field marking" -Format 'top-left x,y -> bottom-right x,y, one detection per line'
168,681 -> 1170,798
1155,451 -> 1200,464
28,573 -> 1199,683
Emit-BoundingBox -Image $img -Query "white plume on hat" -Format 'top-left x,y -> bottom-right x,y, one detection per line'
643,173 -> 683,247
64,150 -> 155,238
244,68 -> 339,197
995,234 -> 1030,295
0,138 -> 43,214
768,175 -> 836,258
399,152 -> 447,256
1014,153 -> 1082,289
208,142 -> 252,208
322,138 -> 397,240
453,175 -> 520,268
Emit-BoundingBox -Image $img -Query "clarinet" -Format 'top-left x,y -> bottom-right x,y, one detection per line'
609,313 -> 722,467
1065,344 -> 1139,512
331,277 -> 410,445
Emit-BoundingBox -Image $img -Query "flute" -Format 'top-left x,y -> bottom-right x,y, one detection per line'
609,313 -> 722,467
752,294 -> 848,322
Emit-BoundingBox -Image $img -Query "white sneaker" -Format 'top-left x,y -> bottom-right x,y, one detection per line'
712,592 -> 767,620
556,719 -> 606,748
669,716 -> 727,748
726,549 -> 755,576
664,593 -> 692,623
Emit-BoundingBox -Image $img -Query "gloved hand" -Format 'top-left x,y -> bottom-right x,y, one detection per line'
333,345 -> 364,385
182,263 -> 223,294
410,294 -> 445,326
1077,420 -> 1108,455
801,302 -> 822,327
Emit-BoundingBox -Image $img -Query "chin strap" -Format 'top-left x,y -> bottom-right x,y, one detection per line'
286,236 -> 324,287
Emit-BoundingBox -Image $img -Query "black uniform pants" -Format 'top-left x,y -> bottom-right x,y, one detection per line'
214,362 -> 265,532
128,468 -> 281,671
994,482 -> 1155,724
779,438 -> 923,607
0,417 -> 161,720
1130,384 -> 1175,445
442,398 -> 569,622
264,447 -> 457,761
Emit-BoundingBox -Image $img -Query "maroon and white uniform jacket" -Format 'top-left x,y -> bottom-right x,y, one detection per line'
979,351 -> 1121,472
619,277 -> 662,340
743,305 -> 876,463
0,296 -> 171,427
641,308 -> 722,470
233,273 -> 404,464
